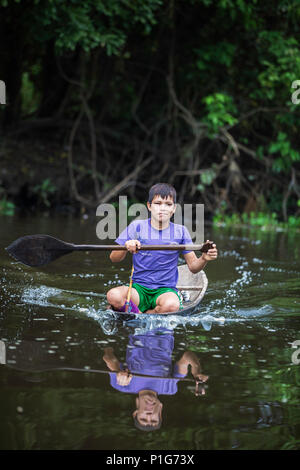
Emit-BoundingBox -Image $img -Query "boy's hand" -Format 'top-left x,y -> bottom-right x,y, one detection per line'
201,240 -> 218,261
194,374 -> 209,396
194,373 -> 209,383
116,370 -> 133,386
125,239 -> 141,253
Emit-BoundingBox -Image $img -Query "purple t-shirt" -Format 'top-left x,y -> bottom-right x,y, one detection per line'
109,329 -> 186,395
115,218 -> 193,289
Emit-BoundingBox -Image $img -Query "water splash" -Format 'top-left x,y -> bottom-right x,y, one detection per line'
85,308 -> 227,335
21,286 -> 62,307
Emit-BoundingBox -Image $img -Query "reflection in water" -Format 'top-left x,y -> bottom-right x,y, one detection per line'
1,338 -> 66,375
103,328 -> 208,431
1,332 -> 208,433
0,329 -> 291,447
240,402 -> 284,430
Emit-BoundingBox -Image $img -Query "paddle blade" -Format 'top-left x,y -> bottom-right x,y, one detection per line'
5,234 -> 74,267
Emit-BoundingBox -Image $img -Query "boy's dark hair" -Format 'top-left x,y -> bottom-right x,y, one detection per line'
133,414 -> 162,432
148,183 -> 176,204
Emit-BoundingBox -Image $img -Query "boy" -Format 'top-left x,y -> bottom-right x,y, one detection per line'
107,183 -> 218,313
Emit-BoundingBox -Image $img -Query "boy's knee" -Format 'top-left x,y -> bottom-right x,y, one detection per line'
107,288 -> 125,306
159,299 -> 179,313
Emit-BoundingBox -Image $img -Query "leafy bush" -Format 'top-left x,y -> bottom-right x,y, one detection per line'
33,178 -> 57,207
202,93 -> 238,136
0,199 -> 15,216
213,210 -> 300,231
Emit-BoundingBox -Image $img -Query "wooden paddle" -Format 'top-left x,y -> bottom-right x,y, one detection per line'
5,234 -> 214,267
125,265 -> 135,313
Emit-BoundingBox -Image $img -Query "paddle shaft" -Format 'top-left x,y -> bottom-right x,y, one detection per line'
7,365 -> 199,382
67,243 -> 210,251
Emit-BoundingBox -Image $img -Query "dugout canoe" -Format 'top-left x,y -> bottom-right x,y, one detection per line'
109,264 -> 208,317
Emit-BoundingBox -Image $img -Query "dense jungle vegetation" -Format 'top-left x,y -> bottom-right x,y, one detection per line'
0,0 -> 300,227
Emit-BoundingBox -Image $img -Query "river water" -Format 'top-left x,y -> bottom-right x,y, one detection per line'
0,214 -> 299,450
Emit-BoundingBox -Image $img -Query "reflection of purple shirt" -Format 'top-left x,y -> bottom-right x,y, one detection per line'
109,329 -> 186,395
115,218 -> 193,289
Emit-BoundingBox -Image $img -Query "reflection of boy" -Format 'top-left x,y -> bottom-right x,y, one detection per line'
103,329 -> 208,431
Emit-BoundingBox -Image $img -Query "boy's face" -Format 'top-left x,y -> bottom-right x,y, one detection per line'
133,391 -> 163,427
147,195 -> 176,224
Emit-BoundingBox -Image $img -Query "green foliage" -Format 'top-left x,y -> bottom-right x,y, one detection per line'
281,439 -> 300,450
23,0 -> 163,54
1,0 -> 300,216
267,188 -> 285,213
0,199 -> 15,216
287,215 -> 300,228
253,31 -> 300,101
195,42 -> 236,70
256,146 -> 265,161
197,167 -> 218,191
202,93 -> 238,135
213,210 -> 300,232
20,72 -> 41,115
33,178 -> 57,207
268,132 -> 300,173
0,187 -> 15,216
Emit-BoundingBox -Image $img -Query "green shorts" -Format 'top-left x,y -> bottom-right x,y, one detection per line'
132,282 -> 183,313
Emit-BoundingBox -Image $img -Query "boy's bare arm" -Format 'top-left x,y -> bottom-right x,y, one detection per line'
175,351 -> 209,382
184,240 -> 218,274
103,347 -> 133,386
103,347 -> 121,371
110,250 -> 127,262
109,239 -> 141,262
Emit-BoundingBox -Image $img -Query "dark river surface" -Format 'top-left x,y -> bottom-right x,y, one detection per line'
0,214 -> 300,450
